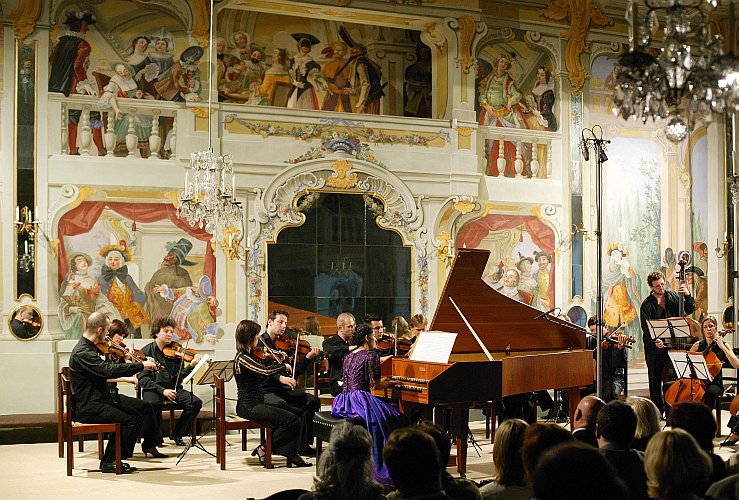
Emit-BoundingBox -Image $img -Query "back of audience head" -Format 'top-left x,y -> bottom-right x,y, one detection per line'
644,429 -> 712,500
311,421 -> 381,500
521,422 -> 573,479
574,395 -> 605,431
533,441 -> 628,500
493,418 -> 529,486
625,396 -> 661,448
667,400 -> 717,453
415,420 -> 451,472
384,427 -> 441,496
596,400 -> 637,447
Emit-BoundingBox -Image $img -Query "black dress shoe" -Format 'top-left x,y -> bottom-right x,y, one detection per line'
287,455 -> 312,468
169,434 -> 186,446
299,446 -> 317,457
100,462 -> 137,474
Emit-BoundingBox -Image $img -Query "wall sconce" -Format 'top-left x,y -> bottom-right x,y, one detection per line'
436,231 -> 454,268
716,232 -> 733,258
572,223 -> 594,241
15,206 -> 39,274
221,229 -> 250,261
15,205 -> 39,236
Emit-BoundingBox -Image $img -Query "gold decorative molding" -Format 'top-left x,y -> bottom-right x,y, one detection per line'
424,22 -> 447,52
69,187 -> 97,210
191,0 -> 210,48
163,191 -> 180,207
540,0 -> 613,91
456,127 -> 472,137
436,230 -> 453,266
456,15 -> 477,74
326,159 -> 358,189
192,107 -> 213,118
48,238 -> 59,259
453,200 -> 476,214
8,0 -> 41,41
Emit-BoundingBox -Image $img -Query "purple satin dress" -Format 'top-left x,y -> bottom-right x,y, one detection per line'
331,349 -> 403,484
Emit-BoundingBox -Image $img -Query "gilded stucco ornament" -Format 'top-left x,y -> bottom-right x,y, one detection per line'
8,0 -> 42,41
326,160 -> 359,189
453,200 -> 476,214
540,0 -> 613,91
449,15 -> 485,74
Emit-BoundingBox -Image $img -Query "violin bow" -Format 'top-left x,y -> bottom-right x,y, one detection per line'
174,336 -> 192,388
292,331 -> 300,376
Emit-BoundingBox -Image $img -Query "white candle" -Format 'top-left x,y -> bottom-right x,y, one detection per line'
34,206 -> 38,221
16,206 -> 19,221
185,172 -> 189,195
228,233 -> 233,247
24,239 -> 28,254
247,234 -> 251,248
232,175 -> 235,197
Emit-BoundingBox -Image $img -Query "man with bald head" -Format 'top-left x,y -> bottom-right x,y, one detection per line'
322,312 -> 356,396
69,312 -> 157,473
572,395 -> 605,447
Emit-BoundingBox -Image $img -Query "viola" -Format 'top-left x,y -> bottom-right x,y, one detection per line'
274,334 -> 313,356
162,342 -> 198,363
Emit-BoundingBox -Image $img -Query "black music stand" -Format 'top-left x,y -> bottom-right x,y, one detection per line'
647,317 -> 694,348
667,351 -> 712,400
175,356 -> 220,464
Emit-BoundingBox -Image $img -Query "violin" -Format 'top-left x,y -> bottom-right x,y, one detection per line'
162,342 -> 199,363
274,333 -> 314,356
19,318 -> 41,328
105,336 -> 165,370
251,346 -> 287,362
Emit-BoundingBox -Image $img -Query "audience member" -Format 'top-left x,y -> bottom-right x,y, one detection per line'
520,422 -> 573,479
384,427 -> 446,499
667,400 -> 728,488
299,421 -> 384,500
571,395 -> 604,447
480,418 -> 530,500
644,429 -> 712,500
625,395 -> 661,451
596,400 -> 649,500
705,472 -> 739,500
532,441 -> 628,500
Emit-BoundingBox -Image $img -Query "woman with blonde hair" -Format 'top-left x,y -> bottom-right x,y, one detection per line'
480,418 -> 531,500
644,429 -> 712,500
391,316 -> 412,340
625,396 -> 661,451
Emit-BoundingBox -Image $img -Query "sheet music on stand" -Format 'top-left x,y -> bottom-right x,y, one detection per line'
646,317 -> 695,347
668,351 -> 713,382
199,360 -> 235,384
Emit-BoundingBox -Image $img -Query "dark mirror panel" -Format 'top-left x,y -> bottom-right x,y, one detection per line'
268,193 -> 411,325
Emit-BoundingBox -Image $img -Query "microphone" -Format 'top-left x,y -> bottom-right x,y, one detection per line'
580,140 -> 590,161
533,307 -> 558,320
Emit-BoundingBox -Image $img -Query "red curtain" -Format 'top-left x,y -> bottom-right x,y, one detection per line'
456,214 -> 555,305
57,202 -> 215,290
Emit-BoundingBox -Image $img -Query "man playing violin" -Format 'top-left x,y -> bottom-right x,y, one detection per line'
68,311 -> 159,473
589,317 -> 628,402
138,317 -> 203,446
640,270 -> 694,416
260,310 -> 321,457
322,312 -> 356,396
105,319 -> 167,458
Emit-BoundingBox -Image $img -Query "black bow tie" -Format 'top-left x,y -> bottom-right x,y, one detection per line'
101,265 -> 129,282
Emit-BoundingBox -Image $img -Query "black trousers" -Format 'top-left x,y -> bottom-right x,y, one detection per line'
236,402 -> 300,458
116,394 -> 162,448
76,403 -> 142,463
645,346 -> 671,414
142,387 -> 202,438
264,390 -> 320,452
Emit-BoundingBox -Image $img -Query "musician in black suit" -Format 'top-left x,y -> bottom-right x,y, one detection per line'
68,312 -> 157,473
640,271 -> 694,415
322,312 -> 355,396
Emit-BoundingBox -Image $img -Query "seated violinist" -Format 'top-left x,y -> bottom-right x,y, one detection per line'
233,319 -> 306,467
260,310 -> 321,457
138,317 -> 202,446
105,319 -> 166,458
593,317 -> 629,402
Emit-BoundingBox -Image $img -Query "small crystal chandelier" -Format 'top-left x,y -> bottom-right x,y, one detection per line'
612,0 -> 736,143
176,0 -> 241,235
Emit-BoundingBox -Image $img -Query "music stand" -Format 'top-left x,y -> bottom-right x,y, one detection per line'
666,351 -> 712,404
647,317 -> 695,348
176,355 -> 217,464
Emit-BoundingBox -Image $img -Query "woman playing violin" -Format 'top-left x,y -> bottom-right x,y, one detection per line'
233,319 -> 308,467
138,317 -> 202,446
105,319 -> 167,458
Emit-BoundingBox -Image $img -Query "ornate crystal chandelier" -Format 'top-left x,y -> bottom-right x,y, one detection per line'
176,0 -> 241,235
612,0 -> 737,142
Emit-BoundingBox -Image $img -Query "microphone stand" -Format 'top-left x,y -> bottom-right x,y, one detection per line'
581,126 -> 610,399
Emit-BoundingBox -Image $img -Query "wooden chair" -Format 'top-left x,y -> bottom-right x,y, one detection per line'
58,367 -> 121,475
214,375 -> 273,469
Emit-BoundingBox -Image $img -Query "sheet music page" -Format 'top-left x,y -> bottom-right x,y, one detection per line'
183,353 -> 211,384
409,331 -> 457,363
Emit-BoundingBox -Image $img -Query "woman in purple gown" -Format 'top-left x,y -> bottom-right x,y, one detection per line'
331,323 -> 406,484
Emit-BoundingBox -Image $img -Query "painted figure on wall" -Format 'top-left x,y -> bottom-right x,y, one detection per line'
602,244 -> 641,340
516,256 -> 537,299
48,10 -> 105,155
287,33 -> 326,110
339,26 -> 384,114
154,45 -> 203,102
256,47 -> 290,105
478,54 -> 528,176
149,30 -> 175,76
526,66 -> 557,132
153,275 -> 221,344
321,41 -> 353,112
404,44 -> 432,118
99,242 -> 148,339
532,251 -> 551,310
685,266 -> 708,322
58,252 -> 120,339
144,238 -> 195,332
243,44 -> 266,90
493,269 -> 532,304
231,31 -> 252,61
660,247 -> 679,290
